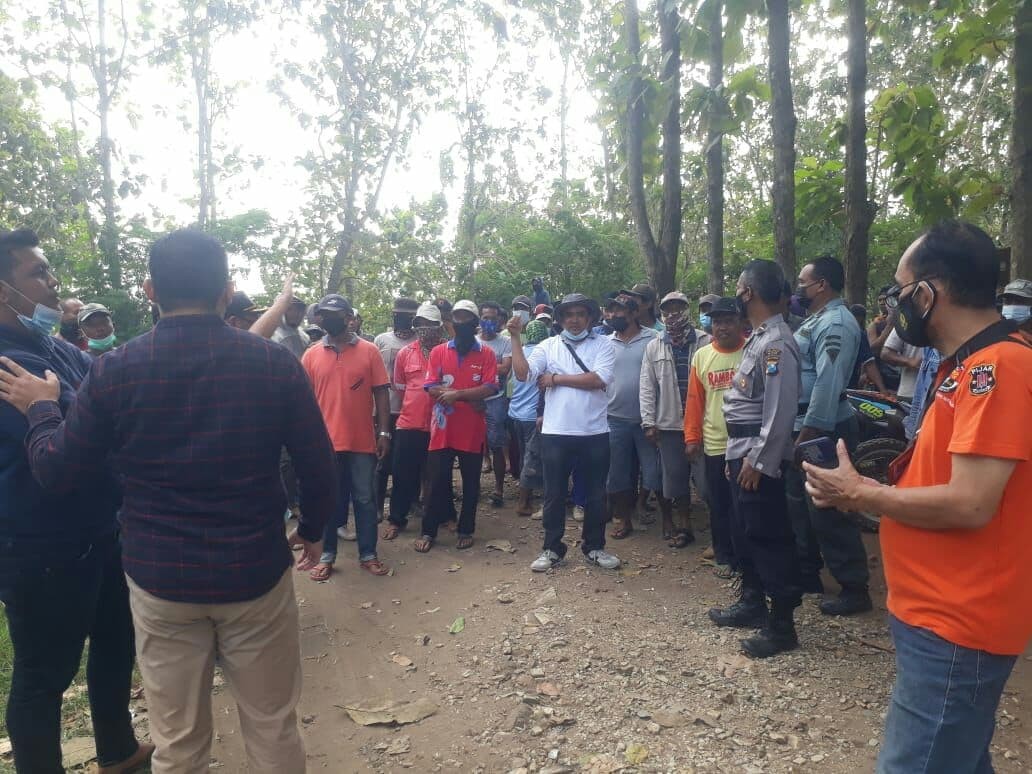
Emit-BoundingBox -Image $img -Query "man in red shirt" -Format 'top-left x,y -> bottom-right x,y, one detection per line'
383,302 -> 443,540
300,294 -> 392,579
414,300 -> 498,552
804,222 -> 1032,773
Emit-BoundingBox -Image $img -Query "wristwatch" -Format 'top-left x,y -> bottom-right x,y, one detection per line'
378,431 -> 392,439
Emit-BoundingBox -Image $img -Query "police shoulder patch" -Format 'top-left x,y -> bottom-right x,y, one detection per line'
765,347 -> 781,375
968,363 -> 996,396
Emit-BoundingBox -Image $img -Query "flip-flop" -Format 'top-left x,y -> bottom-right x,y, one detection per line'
490,494 -> 504,507
382,524 -> 402,540
309,563 -> 332,582
456,535 -> 474,550
295,554 -> 318,572
414,536 -> 434,553
668,532 -> 695,549
610,522 -> 633,540
360,558 -> 390,576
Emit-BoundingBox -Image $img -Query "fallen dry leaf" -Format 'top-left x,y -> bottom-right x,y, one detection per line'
446,563 -> 462,572
448,616 -> 465,634
485,539 -> 516,553
340,698 -> 438,726
391,655 -> 414,668
536,681 -> 561,697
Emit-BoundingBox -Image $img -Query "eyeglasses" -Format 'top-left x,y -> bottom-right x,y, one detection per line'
884,277 -> 938,310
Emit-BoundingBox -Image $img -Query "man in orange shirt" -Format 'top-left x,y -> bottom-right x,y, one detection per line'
804,221 -> 1032,774
300,294 -> 392,579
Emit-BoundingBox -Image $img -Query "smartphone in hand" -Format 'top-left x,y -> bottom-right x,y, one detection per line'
794,437 -> 839,469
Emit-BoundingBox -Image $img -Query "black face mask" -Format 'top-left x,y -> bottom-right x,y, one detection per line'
794,288 -> 813,309
453,319 -> 478,352
893,284 -> 936,348
393,313 -> 414,332
60,322 -> 81,340
609,317 -> 629,333
735,291 -> 749,319
322,317 -> 350,336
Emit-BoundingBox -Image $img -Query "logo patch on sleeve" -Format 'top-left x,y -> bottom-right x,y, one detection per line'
968,363 -> 996,395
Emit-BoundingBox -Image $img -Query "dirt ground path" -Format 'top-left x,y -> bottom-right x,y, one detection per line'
208,477 -> 1032,773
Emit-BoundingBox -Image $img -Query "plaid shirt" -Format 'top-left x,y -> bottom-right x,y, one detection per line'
22,314 -> 337,604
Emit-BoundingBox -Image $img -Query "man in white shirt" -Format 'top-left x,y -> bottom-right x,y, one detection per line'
509,294 -> 621,572
881,329 -> 923,401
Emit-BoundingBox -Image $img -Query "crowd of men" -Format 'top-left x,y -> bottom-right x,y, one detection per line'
0,220 -> 1029,773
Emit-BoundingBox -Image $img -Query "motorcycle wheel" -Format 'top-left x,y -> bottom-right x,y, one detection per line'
851,437 -> 909,533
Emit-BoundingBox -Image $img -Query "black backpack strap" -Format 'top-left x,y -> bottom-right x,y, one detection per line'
562,340 -> 592,374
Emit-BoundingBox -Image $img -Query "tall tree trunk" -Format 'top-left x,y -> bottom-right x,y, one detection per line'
844,0 -> 873,305
559,51 -> 570,207
192,10 -> 211,230
706,0 -> 725,295
1012,0 -> 1032,280
766,0 -> 796,278
655,0 -> 681,296
96,0 -> 121,288
623,0 -> 680,296
624,0 -> 663,277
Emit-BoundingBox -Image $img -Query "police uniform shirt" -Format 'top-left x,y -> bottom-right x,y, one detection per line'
793,297 -> 861,432
723,314 -> 802,476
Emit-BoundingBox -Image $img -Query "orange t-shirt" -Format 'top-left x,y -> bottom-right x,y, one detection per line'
301,338 -> 389,453
881,336 -> 1032,655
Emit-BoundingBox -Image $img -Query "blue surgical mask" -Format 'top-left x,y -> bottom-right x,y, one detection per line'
699,313 -> 712,331
88,333 -> 117,352
561,328 -> 589,342
479,319 -> 499,336
2,282 -> 61,337
1002,304 -> 1031,323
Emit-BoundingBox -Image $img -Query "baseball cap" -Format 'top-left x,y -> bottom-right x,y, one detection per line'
225,291 -> 266,319
708,297 -> 740,316
315,294 -> 355,315
392,297 -> 419,314
699,293 -> 720,308
659,291 -> 690,310
1000,279 -> 1032,301
512,295 -> 533,310
452,299 -> 480,319
77,303 -> 111,325
533,303 -> 552,316
604,295 -> 633,309
620,283 -> 656,303
414,301 -> 443,324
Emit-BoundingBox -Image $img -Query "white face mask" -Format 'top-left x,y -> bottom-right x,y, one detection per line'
1002,304 -> 1032,323
513,309 -> 530,325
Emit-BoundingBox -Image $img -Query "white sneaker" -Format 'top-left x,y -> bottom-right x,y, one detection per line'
531,508 -> 543,520
337,526 -> 357,541
572,505 -> 585,522
586,549 -> 621,570
531,550 -> 562,572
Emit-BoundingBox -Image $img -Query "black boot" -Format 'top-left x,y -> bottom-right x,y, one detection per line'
819,585 -> 873,616
708,586 -> 767,628
741,598 -> 799,658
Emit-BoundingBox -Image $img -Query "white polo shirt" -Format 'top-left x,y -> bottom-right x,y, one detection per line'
524,333 -> 616,436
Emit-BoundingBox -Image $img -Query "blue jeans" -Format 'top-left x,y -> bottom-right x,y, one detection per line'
606,416 -> 661,493
878,615 -> 1017,774
321,452 -> 378,563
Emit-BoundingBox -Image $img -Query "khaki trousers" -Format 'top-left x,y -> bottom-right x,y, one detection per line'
127,570 -> 305,773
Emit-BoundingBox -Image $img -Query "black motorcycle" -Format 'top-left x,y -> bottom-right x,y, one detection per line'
845,390 -> 911,531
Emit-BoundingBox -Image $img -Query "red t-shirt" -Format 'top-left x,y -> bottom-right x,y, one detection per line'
395,341 -> 433,432
881,335 -> 1032,655
301,338 -> 389,453
423,341 -> 498,453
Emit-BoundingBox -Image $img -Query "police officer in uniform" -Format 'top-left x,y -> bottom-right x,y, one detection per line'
708,259 -> 803,658
787,256 -> 871,615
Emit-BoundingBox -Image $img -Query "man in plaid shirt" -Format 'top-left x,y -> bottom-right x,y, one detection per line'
0,229 -> 337,774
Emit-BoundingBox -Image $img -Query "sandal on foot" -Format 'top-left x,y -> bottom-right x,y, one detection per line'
610,522 -> 633,540
668,531 -> 695,549
309,562 -> 333,581
295,554 -> 318,572
490,493 -> 504,507
360,558 -> 390,576
382,524 -> 402,540
413,536 -> 434,553
456,535 -> 474,550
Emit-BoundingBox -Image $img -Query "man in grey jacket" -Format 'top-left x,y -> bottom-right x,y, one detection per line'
640,292 -> 711,547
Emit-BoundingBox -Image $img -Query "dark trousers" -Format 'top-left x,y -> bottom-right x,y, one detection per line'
727,458 -> 800,603
388,429 -> 430,528
375,414 -> 399,513
0,536 -> 138,772
703,453 -> 736,567
785,416 -> 870,589
424,448 -> 481,539
541,433 -> 608,557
